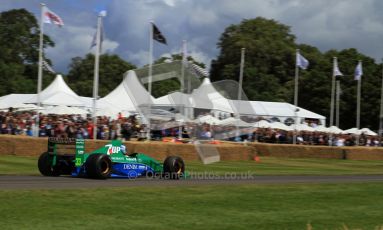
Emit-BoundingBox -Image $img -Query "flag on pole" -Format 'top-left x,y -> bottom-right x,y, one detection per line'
354,61 -> 363,80
42,6 -> 64,27
333,58 -> 343,76
42,60 -> 56,74
90,11 -> 106,49
296,51 -> 309,70
90,21 -> 104,49
152,23 -> 167,45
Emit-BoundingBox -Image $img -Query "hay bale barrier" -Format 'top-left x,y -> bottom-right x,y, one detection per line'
0,135 -> 47,156
249,142 -> 345,159
1,135 -> 383,161
0,136 -> 254,161
345,147 -> 383,160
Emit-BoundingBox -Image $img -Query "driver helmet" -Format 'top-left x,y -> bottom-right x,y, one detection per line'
120,144 -> 127,154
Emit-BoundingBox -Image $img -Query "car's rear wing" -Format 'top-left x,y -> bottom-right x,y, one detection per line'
47,137 -> 85,166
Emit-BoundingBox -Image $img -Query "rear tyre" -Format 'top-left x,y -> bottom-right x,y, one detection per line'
85,154 -> 112,179
163,156 -> 185,179
38,152 -> 60,176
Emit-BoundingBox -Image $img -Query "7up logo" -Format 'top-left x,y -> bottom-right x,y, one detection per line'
105,144 -> 121,155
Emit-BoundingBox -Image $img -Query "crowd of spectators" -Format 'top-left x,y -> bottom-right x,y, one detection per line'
185,123 -> 380,146
0,111 -> 380,146
0,111 -> 142,141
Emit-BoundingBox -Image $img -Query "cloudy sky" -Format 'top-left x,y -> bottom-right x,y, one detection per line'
1,0 -> 383,73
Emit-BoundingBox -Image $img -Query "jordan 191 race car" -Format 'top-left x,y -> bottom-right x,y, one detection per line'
38,138 -> 185,179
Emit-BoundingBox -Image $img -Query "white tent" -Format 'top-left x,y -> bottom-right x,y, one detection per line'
328,126 -> 344,134
191,78 -> 235,113
154,91 -> 193,108
315,126 -> 330,133
359,128 -> 378,136
343,127 -> 378,136
0,100 -> 12,110
195,115 -> 221,124
294,124 -> 315,132
342,127 -> 359,134
230,100 -> 325,124
236,101 -> 292,117
217,117 -> 252,127
25,75 -> 85,107
70,107 -> 89,115
295,106 -> 325,120
0,94 -> 35,109
0,101 -> 43,111
11,103 -> 44,111
98,82 -> 136,112
96,107 -> 129,118
270,122 -> 294,131
99,70 -> 154,113
253,120 -> 272,128
229,100 -> 257,115
43,105 -> 82,115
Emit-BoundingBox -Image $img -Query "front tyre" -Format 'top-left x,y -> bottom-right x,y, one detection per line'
38,152 -> 60,176
85,154 -> 112,179
163,156 -> 185,179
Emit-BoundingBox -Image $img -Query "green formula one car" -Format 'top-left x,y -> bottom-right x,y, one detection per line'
38,138 -> 185,179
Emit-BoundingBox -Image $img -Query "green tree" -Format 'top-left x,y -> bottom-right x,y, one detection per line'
210,17 -> 382,130
0,9 -> 54,95
210,17 -> 297,102
66,53 -> 136,97
322,49 -> 381,130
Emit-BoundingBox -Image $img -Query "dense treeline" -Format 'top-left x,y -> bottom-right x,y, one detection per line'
0,9 -> 382,129
210,18 -> 382,130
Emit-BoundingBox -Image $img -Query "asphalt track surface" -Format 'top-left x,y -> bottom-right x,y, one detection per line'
1,175 -> 383,189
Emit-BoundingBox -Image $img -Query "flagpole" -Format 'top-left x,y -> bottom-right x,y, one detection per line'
184,41 -> 191,94
147,21 -> 154,141
183,40 -> 192,119
293,49 -> 300,145
379,58 -> 383,145
236,48 -> 245,140
379,59 -> 383,144
36,3 -> 46,137
335,80 -> 340,128
181,40 -> 186,93
356,60 -> 362,145
92,14 -> 102,140
179,40 -> 187,139
330,57 -> 336,128
238,48 -> 245,103
327,57 -> 338,145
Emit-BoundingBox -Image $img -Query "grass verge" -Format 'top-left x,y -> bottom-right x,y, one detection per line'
187,157 -> 383,175
1,155 -> 383,176
0,155 -> 37,175
0,183 -> 383,229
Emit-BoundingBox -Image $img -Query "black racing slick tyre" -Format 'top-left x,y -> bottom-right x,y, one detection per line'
163,156 -> 185,179
38,152 -> 60,176
85,154 -> 112,179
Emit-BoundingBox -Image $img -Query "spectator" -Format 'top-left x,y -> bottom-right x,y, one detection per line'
121,123 -> 132,141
